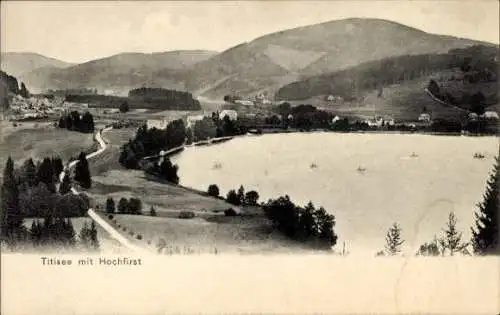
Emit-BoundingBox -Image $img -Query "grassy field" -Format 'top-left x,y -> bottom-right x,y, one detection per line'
99,212 -> 313,254
0,121 -> 96,169
86,108 -> 196,122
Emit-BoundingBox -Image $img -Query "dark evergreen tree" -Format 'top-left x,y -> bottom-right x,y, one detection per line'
237,185 -> 245,205
119,101 -> 129,113
471,155 -> 499,255
226,189 -> 240,205
245,190 -> 259,206
150,206 -> 157,217
118,198 -> 129,214
19,82 -> 29,98
36,158 -> 56,192
59,173 -> 72,194
52,157 -> 64,179
29,219 -> 43,247
439,212 -> 468,256
74,152 -> 91,189
89,221 -> 99,250
384,223 -> 404,255
207,184 -> 220,197
21,158 -> 37,187
0,157 -> 25,245
105,197 -> 115,214
128,198 -> 142,215
159,158 -> 179,184
79,221 -> 90,248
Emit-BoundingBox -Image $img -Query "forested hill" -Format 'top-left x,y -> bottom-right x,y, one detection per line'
275,45 -> 499,105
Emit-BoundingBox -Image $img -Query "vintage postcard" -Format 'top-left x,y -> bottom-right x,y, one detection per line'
1,1 -> 499,314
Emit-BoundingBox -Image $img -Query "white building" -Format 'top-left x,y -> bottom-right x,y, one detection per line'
235,100 -> 254,106
481,111 -> 499,120
147,119 -> 168,130
219,109 -> 238,121
332,115 -> 341,123
468,112 -> 479,121
418,113 -> 431,122
186,114 -> 205,128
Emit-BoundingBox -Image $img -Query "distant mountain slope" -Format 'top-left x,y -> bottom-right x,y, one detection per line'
19,50 -> 217,93
185,18 -> 492,99
1,52 -> 74,77
276,45 -> 499,121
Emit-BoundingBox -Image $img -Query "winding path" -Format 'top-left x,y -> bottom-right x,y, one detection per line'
59,127 -> 148,254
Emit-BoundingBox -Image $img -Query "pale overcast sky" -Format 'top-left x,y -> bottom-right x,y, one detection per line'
1,1 -> 498,63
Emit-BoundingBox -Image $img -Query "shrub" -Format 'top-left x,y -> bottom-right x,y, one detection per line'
224,208 -> 238,216
136,234 -> 142,240
178,211 -> 195,219
12,122 -> 17,127
122,227 -> 127,231
129,231 -> 134,236
147,240 -> 151,245
207,184 -> 220,197
108,214 -> 114,220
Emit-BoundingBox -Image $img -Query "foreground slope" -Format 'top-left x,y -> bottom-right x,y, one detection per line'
185,18 -> 490,99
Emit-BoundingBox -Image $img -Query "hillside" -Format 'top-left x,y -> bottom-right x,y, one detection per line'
0,52 -> 74,78
19,50 -> 217,93
184,18 -> 491,99
275,45 -> 499,120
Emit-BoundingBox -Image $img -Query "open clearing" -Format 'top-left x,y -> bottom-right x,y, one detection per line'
101,213 -> 313,254
0,121 -> 95,169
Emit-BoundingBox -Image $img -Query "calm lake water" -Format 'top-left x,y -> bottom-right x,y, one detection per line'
172,132 -> 499,255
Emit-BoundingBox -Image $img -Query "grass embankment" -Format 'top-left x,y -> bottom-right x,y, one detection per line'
0,121 -> 95,169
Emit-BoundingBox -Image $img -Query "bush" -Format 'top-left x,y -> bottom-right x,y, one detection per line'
129,231 -> 134,236
207,184 -> 220,197
224,208 -> 238,216
122,227 -> 127,231
136,234 -> 142,240
178,211 -> 195,219
108,214 -> 114,220
12,122 -> 17,127
147,240 -> 151,245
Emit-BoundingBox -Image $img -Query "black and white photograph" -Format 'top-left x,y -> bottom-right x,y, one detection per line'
1,1 -> 499,314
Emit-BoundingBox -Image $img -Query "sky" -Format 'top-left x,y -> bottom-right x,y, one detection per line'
1,1 -> 499,64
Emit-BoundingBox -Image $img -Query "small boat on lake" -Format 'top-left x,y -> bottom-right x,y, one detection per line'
357,166 -> 366,173
310,163 -> 318,169
410,152 -> 419,158
212,162 -> 222,169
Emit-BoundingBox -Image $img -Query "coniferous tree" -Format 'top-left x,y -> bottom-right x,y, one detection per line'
105,198 -> 115,214
19,82 -> 29,98
65,218 -> 76,247
52,157 -> 64,179
21,158 -> 37,187
118,198 -> 129,214
74,152 -> 91,189
29,219 -> 43,247
439,212 -> 468,256
237,185 -> 245,205
36,158 -> 56,192
89,221 -> 99,250
1,157 -> 25,245
471,155 -> 499,255
59,173 -> 72,194
150,206 -> 157,217
384,223 -> 404,256
79,221 -> 90,248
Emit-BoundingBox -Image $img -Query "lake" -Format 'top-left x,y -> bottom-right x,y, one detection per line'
172,132 -> 499,255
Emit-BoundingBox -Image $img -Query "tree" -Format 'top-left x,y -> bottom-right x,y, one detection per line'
119,101 -> 130,113
52,157 -> 64,179
207,184 -> 220,198
245,190 -> 259,206
118,198 -> 129,214
105,198 -> 115,214
89,221 -> 99,250
19,82 -> 29,98
438,212 -> 468,256
158,158 -> 179,184
36,158 -> 56,192
226,189 -> 240,205
1,157 -> 25,244
237,185 -> 245,204
21,158 -> 37,187
150,206 -> 157,217
74,152 -> 91,189
59,173 -> 72,194
470,92 -> 486,115
416,237 -> 441,256
471,155 -> 499,255
128,198 -> 142,215
384,223 -> 404,255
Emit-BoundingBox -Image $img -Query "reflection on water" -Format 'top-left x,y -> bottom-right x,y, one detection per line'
172,133 -> 498,254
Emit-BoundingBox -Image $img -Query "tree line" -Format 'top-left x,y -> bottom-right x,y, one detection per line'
0,156 -> 98,251
1,70 -> 30,109
378,155 -> 498,256
105,197 -> 143,215
58,111 -> 95,133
